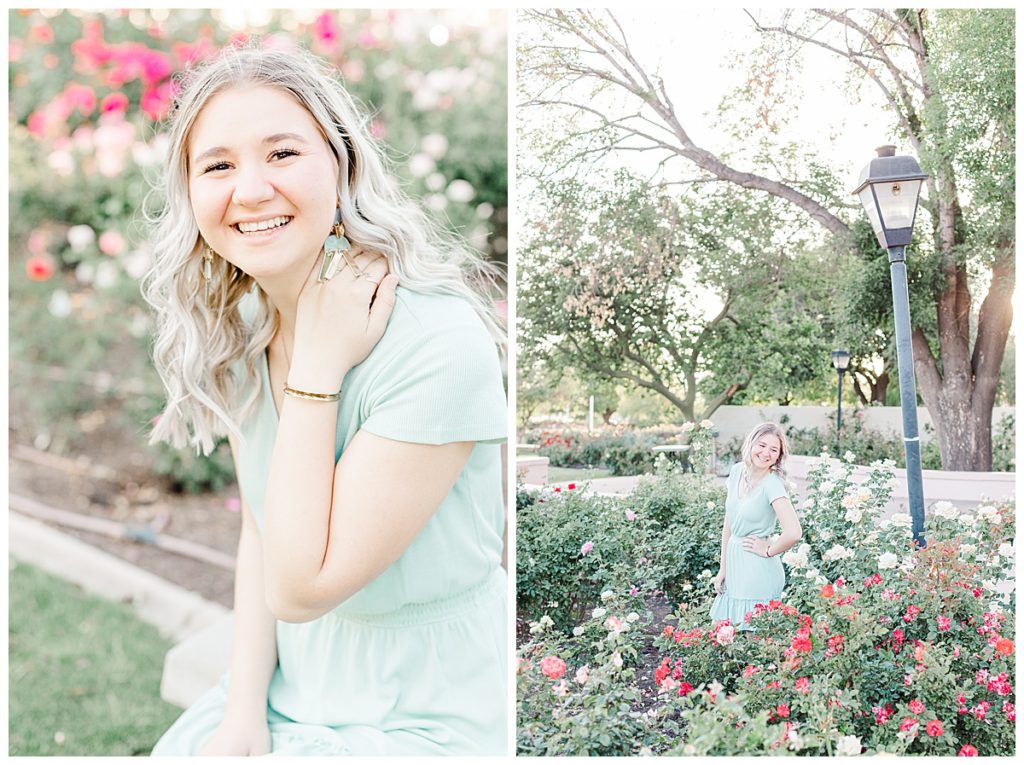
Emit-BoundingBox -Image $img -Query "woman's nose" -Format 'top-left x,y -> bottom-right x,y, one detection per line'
231,165 -> 274,207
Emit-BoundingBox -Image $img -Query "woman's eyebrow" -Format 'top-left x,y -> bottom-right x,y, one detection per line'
191,133 -> 310,165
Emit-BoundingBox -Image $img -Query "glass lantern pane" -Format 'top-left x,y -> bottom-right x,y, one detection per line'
874,179 -> 922,230
858,187 -> 885,247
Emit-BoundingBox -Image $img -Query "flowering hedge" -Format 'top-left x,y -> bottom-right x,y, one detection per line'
522,420 -> 718,476
517,457 -> 1016,756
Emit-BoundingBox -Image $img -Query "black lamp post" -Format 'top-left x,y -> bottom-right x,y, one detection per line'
854,145 -> 928,546
831,348 -> 850,456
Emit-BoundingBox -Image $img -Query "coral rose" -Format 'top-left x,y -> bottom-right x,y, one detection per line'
925,719 -> 943,737
539,655 -> 567,680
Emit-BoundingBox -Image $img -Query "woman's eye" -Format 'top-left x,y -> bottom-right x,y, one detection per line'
203,162 -> 230,173
271,148 -> 299,160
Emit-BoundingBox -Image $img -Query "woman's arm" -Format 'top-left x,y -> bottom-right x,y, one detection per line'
742,496 -> 802,558
199,437 -> 277,756
766,496 -> 802,557
262,418 -> 474,622
714,511 -> 730,595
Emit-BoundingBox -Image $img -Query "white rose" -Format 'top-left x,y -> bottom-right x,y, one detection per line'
844,451 -> 857,463
610,651 -> 623,668
890,513 -> 912,527
960,544 -> 977,557
701,419 -> 715,429
932,500 -> 959,519
600,590 -> 614,602
681,422 -> 696,433
591,607 -> 606,619
820,481 -> 835,494
900,556 -> 917,572
540,615 -> 553,627
626,612 -> 640,623
783,543 -> 810,569
845,507 -> 864,524
877,552 -> 899,570
823,544 -> 853,562
572,626 -> 585,636
998,543 -> 1014,559
835,734 -> 862,756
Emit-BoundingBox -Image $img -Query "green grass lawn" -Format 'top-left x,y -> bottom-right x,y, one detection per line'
547,466 -> 612,483
8,559 -> 183,755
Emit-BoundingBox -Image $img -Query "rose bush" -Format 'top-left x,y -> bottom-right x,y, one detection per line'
649,459 -> 1016,756
518,456 -> 1016,756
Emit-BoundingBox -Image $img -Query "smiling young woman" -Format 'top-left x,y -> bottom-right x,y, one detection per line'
710,422 -> 803,630
142,43 -> 507,756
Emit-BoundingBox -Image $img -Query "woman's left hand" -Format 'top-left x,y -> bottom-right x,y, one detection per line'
741,535 -> 771,557
290,246 -> 399,392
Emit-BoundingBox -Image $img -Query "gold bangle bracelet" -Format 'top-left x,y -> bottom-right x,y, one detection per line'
283,384 -> 341,402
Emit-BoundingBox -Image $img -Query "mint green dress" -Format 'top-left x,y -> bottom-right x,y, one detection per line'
709,463 -> 788,630
152,288 -> 508,756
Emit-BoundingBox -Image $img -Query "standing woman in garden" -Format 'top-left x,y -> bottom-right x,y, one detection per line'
711,422 -> 802,629
143,43 -> 507,756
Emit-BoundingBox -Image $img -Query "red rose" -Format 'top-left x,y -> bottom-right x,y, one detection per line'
958,744 -> 978,756
995,637 -> 1014,656
925,719 -> 943,737
820,583 -> 834,598
898,716 -> 918,733
26,253 -> 56,281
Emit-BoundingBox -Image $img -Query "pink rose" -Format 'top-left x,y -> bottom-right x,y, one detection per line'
625,509 -> 636,521
98,230 -> 125,256
937,615 -> 951,631
575,665 -> 589,684
580,541 -> 594,556
909,699 -> 925,714
714,623 -> 736,646
540,655 -> 567,680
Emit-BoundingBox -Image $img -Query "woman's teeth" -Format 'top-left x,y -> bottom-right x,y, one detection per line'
236,216 -> 292,234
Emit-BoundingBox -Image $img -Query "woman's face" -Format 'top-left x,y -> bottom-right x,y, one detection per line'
751,433 -> 782,470
187,83 -> 340,283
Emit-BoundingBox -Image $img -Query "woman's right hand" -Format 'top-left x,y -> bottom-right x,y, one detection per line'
713,570 -> 726,595
199,715 -> 271,757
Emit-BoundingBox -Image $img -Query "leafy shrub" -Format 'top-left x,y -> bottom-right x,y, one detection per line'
518,455 -> 1016,756
517,600 -> 678,756
516,488 -> 636,630
647,458 -> 1016,755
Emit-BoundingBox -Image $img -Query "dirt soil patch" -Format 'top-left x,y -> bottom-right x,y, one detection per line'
9,432 -> 240,609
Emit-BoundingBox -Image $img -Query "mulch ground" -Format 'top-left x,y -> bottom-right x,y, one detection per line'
9,431 -> 240,609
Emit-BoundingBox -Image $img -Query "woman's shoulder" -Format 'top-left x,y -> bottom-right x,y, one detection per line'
763,471 -> 789,499
377,287 -> 498,353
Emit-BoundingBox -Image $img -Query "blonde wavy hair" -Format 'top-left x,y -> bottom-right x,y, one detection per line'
143,43 -> 502,455
740,422 -> 790,480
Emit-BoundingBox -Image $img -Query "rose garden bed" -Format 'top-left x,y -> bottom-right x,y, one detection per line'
516,455 -> 1016,756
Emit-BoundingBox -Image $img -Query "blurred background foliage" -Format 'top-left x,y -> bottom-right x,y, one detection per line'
8,8 -> 508,491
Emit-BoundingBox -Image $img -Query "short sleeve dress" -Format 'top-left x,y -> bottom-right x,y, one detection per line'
152,288 -> 508,756
709,463 -> 788,630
